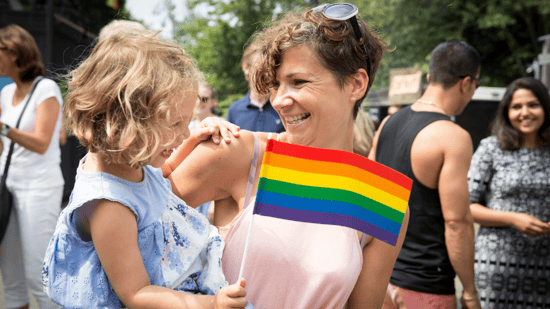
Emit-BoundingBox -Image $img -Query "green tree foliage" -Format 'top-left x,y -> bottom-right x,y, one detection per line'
174,0 -> 303,112
356,0 -> 550,88
168,0 -> 550,108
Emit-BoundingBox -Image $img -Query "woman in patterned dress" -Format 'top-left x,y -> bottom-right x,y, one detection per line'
468,77 -> 550,308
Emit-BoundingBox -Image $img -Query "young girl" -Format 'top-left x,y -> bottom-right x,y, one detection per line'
42,29 -> 248,309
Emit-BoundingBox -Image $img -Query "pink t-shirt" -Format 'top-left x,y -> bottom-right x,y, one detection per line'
222,199 -> 363,309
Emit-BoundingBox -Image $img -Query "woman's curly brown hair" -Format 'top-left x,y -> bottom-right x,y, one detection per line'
65,29 -> 202,168
250,8 -> 390,118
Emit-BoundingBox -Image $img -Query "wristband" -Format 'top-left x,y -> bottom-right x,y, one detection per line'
462,294 -> 478,301
0,123 -> 11,136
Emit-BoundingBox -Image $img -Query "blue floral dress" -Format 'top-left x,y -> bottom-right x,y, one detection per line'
42,159 -> 227,308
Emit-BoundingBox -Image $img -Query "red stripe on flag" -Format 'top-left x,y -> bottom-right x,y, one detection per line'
266,140 -> 412,190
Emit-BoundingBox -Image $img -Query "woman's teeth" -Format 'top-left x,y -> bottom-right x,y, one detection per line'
287,113 -> 310,124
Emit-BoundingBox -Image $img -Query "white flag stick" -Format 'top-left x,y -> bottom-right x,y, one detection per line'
237,213 -> 255,281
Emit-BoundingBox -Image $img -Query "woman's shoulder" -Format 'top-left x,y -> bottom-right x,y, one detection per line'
33,77 -> 63,103
34,77 -> 60,92
1,81 -> 15,93
478,136 -> 501,151
0,82 -> 15,100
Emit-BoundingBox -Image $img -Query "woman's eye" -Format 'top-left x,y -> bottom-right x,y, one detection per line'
294,79 -> 307,86
171,121 -> 181,128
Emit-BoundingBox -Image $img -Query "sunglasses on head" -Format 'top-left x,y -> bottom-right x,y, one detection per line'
311,2 -> 371,77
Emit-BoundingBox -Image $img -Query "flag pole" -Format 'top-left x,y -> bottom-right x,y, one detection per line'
238,213 -> 255,281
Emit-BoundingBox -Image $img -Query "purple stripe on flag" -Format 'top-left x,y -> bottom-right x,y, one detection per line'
255,202 -> 399,246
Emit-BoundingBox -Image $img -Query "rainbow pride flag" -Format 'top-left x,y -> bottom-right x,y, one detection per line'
253,139 -> 412,246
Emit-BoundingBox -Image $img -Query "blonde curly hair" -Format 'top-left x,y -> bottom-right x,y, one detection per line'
251,8 -> 390,118
65,29 -> 202,168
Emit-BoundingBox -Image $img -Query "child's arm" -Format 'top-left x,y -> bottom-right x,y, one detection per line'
166,130 -> 255,208
88,199 -> 248,308
162,117 -> 240,177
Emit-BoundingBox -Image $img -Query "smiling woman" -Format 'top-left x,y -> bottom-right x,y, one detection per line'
265,45 -> 358,149
163,3 -> 408,308
468,77 -> 550,308
507,88 -> 546,146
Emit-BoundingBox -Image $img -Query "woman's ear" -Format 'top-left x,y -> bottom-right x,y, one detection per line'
350,69 -> 369,101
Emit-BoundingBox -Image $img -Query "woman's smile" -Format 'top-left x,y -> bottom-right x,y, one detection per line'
284,112 -> 311,125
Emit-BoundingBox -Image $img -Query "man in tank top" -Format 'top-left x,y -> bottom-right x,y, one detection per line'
369,41 -> 482,309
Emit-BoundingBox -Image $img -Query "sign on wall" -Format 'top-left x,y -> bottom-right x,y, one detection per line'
388,66 -> 422,104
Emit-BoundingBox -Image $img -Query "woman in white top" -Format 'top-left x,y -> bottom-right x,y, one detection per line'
0,24 -> 64,309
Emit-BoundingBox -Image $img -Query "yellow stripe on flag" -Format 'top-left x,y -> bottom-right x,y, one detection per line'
260,164 -> 408,213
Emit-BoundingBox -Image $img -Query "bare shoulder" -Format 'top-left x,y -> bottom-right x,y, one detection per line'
418,120 -> 472,152
411,120 -> 472,188
377,115 -> 391,133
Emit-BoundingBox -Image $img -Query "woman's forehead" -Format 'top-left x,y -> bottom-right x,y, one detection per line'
278,46 -> 320,74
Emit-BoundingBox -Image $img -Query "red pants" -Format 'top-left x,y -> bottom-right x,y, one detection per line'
382,283 -> 457,309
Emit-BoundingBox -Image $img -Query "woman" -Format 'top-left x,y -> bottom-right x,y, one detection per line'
189,82 -> 221,132
189,82 -> 223,221
353,108 -> 376,157
0,24 -> 64,309
164,4 -> 409,308
468,77 -> 550,308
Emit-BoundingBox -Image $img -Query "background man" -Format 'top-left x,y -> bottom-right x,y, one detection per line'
370,40 -> 482,309
227,41 -> 284,133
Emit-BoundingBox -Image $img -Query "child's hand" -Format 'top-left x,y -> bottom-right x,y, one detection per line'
162,118 -> 239,177
214,278 -> 248,309
197,117 -> 240,144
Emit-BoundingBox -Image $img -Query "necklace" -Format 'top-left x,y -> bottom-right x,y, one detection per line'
416,99 -> 446,112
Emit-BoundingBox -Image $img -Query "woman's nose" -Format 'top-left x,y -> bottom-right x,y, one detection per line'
271,86 -> 293,109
